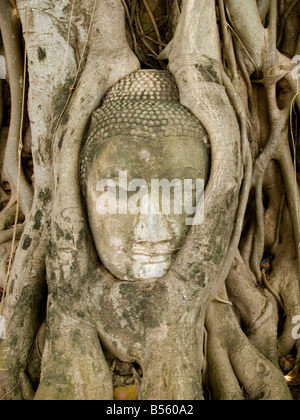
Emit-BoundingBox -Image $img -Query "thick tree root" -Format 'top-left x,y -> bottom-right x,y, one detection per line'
0,224 -> 24,246
0,0 -> 33,216
268,205 -> 300,358
226,253 -> 279,365
0,202 -> 21,231
34,306 -> 113,400
206,287 -> 292,400
0,240 -> 46,399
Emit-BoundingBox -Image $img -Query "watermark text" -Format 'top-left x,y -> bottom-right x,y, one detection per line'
292,315 -> 300,340
95,171 -> 205,226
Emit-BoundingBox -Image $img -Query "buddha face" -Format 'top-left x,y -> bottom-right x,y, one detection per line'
86,135 -> 209,282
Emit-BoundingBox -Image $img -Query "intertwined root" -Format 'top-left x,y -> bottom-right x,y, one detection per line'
206,289 -> 292,400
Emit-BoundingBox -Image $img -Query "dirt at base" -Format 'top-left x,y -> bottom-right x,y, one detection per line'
108,354 -> 300,401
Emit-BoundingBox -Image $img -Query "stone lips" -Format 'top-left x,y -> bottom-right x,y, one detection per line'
81,70 -> 210,190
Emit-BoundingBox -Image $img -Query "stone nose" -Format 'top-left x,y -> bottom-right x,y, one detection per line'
134,194 -> 173,244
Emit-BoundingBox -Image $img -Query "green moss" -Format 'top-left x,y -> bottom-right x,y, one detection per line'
46,239 -> 58,260
61,111 -> 70,127
195,58 -> 220,84
58,131 -> 65,150
33,210 -> 43,230
38,188 -> 52,206
10,335 -> 18,349
37,47 -> 47,62
22,235 -> 32,250
65,232 -> 72,241
55,223 -> 65,240
50,74 -> 74,130
72,329 -> 81,345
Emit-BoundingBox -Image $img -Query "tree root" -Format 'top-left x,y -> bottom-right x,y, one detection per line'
275,138 -> 300,269
0,202 -> 24,231
0,231 -> 46,399
34,308 -> 113,400
267,204 -> 300,358
2,218 -> 48,324
205,286 -> 292,400
0,240 -> 19,291
226,252 -> 279,365
263,160 -> 285,251
165,0 -> 243,299
0,224 -> 24,246
0,0 -> 33,216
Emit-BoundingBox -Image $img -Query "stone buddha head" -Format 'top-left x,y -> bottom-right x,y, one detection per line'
81,70 -> 210,282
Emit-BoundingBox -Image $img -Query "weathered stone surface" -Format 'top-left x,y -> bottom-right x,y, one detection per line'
81,70 -> 210,282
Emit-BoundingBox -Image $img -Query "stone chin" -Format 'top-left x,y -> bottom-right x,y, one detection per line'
123,263 -> 171,282
125,258 -> 174,282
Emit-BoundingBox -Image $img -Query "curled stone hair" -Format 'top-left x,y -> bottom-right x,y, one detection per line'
80,70 -> 210,195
